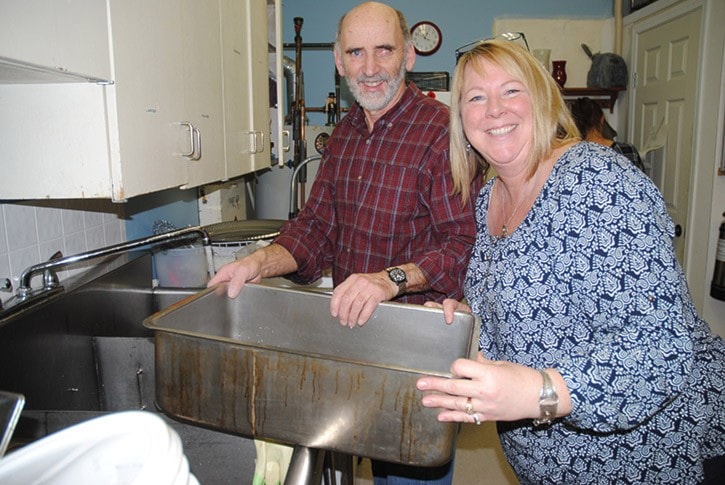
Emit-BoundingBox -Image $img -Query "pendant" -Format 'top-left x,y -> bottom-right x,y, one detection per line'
501,224 -> 509,238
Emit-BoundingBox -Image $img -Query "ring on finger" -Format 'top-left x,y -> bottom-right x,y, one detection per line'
472,413 -> 481,426
465,397 -> 474,415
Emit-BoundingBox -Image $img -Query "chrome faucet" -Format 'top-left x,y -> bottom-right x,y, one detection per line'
15,226 -> 212,300
42,250 -> 63,290
288,155 -> 322,219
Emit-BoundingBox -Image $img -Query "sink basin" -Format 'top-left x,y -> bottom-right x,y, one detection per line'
0,255 -> 195,412
0,253 -> 257,483
144,283 -> 478,466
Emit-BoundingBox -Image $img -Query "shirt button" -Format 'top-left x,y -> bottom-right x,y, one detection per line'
358,176 -> 362,180
387,123 -> 393,128
366,139 -> 371,145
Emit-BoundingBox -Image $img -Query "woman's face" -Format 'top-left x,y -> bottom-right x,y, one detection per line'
459,59 -> 533,173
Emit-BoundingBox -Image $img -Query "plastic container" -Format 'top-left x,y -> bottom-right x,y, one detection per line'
0,411 -> 199,484
154,245 -> 208,288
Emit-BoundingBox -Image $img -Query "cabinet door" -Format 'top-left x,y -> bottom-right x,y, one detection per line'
222,0 -> 271,179
107,0 -> 189,200
244,0 -> 272,174
179,0 -> 226,189
0,83 -> 113,199
0,0 -> 111,81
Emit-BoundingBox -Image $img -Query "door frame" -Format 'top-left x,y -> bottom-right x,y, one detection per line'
623,0 -> 725,316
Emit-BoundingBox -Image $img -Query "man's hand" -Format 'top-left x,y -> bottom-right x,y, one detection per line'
207,258 -> 263,298
207,243 -> 298,298
330,271 -> 398,327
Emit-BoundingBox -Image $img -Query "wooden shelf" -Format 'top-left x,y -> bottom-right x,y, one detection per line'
560,87 -> 626,113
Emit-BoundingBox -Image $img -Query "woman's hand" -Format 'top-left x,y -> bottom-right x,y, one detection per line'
423,298 -> 472,324
416,353 -> 568,425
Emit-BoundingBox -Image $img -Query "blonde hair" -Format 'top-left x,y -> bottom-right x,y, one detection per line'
450,39 -> 580,204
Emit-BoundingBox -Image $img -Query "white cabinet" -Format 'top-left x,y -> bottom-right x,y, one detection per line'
106,0 -> 189,198
179,0 -> 226,188
0,0 -> 269,201
220,0 -> 272,180
0,0 -> 111,82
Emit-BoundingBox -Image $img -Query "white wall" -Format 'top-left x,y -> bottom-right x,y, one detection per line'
701,35 -> 725,337
493,18 -> 616,89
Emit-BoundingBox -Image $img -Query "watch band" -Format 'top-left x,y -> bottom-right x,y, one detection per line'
532,369 -> 559,426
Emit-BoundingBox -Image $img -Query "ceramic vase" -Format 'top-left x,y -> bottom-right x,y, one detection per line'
552,60 -> 567,87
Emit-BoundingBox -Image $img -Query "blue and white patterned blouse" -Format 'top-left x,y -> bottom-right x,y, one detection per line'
465,142 -> 725,484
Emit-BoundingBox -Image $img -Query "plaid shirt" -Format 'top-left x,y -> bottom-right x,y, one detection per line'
611,141 -> 646,172
275,83 -> 479,304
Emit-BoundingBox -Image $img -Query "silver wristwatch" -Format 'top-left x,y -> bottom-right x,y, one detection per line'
532,369 -> 558,426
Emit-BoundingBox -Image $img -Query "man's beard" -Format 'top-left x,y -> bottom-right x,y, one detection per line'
345,54 -> 407,112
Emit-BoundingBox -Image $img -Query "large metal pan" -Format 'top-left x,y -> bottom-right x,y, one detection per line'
143,283 -> 478,466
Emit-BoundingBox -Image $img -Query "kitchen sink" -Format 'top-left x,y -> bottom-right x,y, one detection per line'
0,253 -> 257,483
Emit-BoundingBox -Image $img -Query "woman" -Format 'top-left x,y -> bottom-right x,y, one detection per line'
416,39 -> 725,483
570,96 -> 646,172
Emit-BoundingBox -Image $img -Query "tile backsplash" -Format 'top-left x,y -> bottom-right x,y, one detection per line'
0,200 -> 126,303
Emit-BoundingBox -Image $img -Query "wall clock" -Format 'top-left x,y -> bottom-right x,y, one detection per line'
410,21 -> 442,56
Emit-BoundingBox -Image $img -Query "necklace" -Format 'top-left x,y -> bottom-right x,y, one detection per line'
499,181 -> 531,238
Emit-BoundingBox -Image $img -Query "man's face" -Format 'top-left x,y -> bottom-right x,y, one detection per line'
334,5 -> 415,115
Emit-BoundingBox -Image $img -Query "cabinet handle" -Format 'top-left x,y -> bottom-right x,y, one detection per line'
282,130 -> 291,152
248,131 -> 258,154
247,131 -> 265,154
178,121 -> 195,158
191,127 -> 202,161
255,131 -> 265,153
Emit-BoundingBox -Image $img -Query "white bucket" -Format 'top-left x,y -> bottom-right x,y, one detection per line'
0,411 -> 199,485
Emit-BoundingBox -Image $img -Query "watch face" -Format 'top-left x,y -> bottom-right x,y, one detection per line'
387,267 -> 407,284
410,21 -> 442,56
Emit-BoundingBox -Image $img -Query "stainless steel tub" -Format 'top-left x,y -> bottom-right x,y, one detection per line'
143,283 -> 478,467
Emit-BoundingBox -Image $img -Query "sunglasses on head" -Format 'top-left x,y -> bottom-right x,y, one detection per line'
454,32 -> 529,63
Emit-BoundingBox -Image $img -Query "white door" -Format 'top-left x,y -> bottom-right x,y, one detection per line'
631,7 -> 702,265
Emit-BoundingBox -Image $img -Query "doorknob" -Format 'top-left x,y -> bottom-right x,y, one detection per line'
674,224 -> 682,237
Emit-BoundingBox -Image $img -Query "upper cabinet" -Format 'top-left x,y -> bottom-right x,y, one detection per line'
0,0 -> 111,82
221,0 -> 273,180
0,0 -> 270,201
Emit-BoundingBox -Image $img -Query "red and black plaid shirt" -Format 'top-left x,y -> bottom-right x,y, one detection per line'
275,83 -> 480,304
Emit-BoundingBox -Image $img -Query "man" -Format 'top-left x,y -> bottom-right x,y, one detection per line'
209,2 -> 480,482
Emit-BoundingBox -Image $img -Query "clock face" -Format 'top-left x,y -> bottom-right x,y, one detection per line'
410,21 -> 442,56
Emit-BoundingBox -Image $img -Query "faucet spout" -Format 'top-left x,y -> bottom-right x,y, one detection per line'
17,226 -> 211,299
43,250 -> 64,290
288,155 -> 322,219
